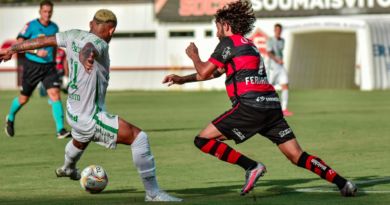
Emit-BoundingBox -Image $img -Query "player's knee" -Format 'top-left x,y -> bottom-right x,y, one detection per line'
18,96 -> 29,105
194,135 -> 208,149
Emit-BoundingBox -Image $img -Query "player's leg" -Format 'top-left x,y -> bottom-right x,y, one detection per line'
5,94 -> 30,137
278,67 -> 293,116
195,123 -> 258,171
194,104 -> 266,195
114,117 -> 182,201
4,62 -> 38,137
56,138 -> 88,180
278,138 -> 357,196
44,66 -> 70,139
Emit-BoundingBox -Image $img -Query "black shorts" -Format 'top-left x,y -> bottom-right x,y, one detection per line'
21,60 -> 60,97
212,103 -> 295,145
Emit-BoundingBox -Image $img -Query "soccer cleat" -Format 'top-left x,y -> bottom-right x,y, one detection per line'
57,128 -> 71,139
145,191 -> 183,202
241,162 -> 267,196
340,181 -> 357,197
4,116 -> 15,137
282,109 -> 293,117
55,167 -> 81,180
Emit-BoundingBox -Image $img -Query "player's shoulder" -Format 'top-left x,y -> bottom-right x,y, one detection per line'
49,21 -> 59,30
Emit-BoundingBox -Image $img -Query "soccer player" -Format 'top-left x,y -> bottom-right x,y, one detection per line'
4,0 -> 70,139
162,1 -> 357,197
267,23 -> 293,116
0,9 -> 182,202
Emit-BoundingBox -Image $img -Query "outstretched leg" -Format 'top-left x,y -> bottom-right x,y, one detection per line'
117,118 -> 182,202
56,138 -> 88,180
278,139 -> 357,196
194,123 -> 266,195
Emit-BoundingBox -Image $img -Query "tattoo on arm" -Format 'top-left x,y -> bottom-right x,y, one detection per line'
10,36 -> 57,52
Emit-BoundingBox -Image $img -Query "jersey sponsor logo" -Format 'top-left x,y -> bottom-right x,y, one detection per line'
311,158 -> 327,171
232,128 -> 246,140
256,96 -> 280,102
278,128 -> 292,138
245,76 -> 269,85
222,46 -> 232,60
69,93 -> 80,101
72,41 -> 81,53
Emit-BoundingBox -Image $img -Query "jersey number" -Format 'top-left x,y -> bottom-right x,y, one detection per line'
69,58 -> 78,89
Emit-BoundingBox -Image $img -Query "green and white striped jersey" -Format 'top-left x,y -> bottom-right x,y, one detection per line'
56,29 -> 110,136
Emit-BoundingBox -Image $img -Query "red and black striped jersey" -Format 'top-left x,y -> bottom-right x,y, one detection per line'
208,34 -> 281,109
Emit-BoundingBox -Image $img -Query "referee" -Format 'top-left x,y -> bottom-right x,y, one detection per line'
5,0 -> 70,139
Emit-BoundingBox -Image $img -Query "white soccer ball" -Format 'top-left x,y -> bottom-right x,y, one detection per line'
80,165 -> 108,193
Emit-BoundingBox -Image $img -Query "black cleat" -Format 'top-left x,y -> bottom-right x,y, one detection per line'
5,116 -> 14,137
57,128 -> 71,139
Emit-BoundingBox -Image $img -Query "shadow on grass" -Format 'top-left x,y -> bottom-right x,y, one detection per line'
145,127 -> 200,133
1,176 -> 389,205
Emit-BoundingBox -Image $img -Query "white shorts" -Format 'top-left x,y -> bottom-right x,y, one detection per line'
71,112 -> 119,149
267,62 -> 289,86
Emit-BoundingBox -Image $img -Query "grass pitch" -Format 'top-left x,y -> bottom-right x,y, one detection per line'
0,90 -> 389,205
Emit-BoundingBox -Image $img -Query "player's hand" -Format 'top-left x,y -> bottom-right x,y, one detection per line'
0,48 -> 14,63
83,51 -> 95,73
185,42 -> 199,59
162,74 -> 184,86
36,49 -> 48,57
79,43 -> 98,74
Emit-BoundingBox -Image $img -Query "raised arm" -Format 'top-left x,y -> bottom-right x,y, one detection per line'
0,36 -> 57,63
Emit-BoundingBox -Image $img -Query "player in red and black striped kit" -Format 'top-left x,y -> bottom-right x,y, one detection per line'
163,1 -> 357,197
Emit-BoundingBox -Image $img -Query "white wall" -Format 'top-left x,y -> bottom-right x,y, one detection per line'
1,3 -> 390,90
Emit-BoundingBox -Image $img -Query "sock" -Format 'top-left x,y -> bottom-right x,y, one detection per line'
281,89 -> 288,111
7,97 -> 22,122
131,131 -> 160,197
51,100 -> 65,132
194,136 -> 257,170
297,152 -> 347,189
62,140 -> 84,170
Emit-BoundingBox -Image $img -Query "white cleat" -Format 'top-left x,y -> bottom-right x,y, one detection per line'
55,167 -> 81,180
340,181 -> 357,197
145,191 -> 183,202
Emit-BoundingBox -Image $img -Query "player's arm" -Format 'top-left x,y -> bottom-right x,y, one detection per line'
0,36 -> 57,63
163,67 -> 226,86
267,50 -> 283,65
186,42 -> 218,80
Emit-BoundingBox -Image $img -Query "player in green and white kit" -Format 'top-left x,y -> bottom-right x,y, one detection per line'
267,24 -> 293,117
0,9 -> 182,202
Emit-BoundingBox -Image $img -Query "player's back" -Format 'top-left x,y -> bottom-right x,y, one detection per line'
56,29 -> 109,135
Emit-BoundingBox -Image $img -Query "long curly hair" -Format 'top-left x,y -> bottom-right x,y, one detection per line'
215,0 -> 256,36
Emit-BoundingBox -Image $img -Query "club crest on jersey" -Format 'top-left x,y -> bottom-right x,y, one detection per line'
222,47 -> 231,60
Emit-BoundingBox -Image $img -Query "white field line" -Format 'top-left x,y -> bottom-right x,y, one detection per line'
294,177 -> 390,194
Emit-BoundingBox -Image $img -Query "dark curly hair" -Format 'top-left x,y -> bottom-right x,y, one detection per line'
215,0 -> 256,36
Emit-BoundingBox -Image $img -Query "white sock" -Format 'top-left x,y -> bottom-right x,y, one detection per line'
281,89 -> 289,111
62,140 -> 84,170
131,131 -> 160,197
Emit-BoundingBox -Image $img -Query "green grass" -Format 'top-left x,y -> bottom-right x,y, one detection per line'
0,90 -> 389,205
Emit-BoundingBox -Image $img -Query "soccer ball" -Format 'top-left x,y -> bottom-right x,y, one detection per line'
80,165 -> 108,193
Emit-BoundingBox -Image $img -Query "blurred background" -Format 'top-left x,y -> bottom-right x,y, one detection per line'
0,0 -> 390,91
